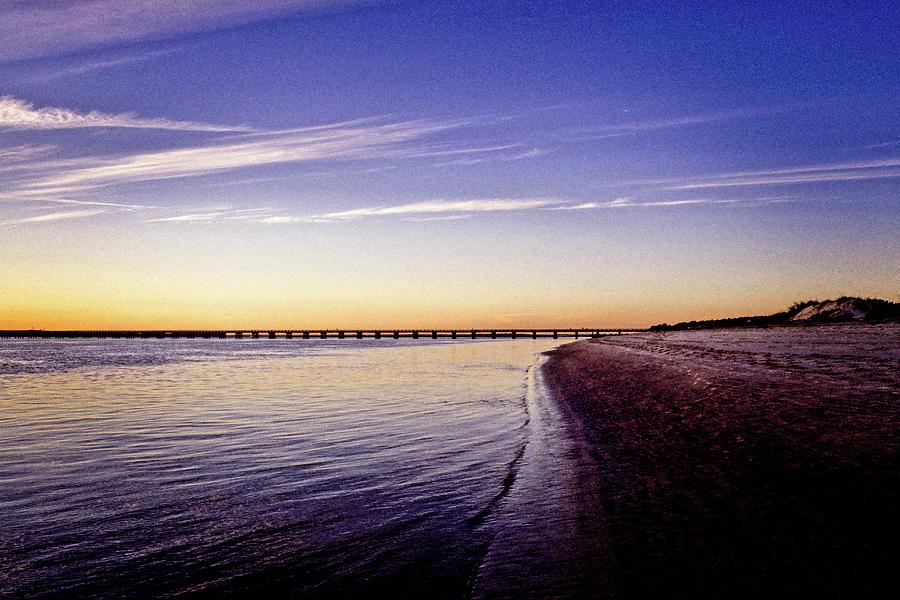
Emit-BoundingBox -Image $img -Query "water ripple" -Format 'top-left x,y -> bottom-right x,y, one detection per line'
0,339 -> 560,598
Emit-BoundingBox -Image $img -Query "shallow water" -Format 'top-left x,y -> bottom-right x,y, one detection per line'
0,338 -> 568,598
469,358 -> 615,599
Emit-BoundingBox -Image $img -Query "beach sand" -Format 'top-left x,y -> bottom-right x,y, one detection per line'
542,324 -> 899,598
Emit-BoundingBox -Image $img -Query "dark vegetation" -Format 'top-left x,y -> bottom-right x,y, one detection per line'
650,297 -> 900,331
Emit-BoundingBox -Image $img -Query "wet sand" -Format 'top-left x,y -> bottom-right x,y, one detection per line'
542,324 -> 899,598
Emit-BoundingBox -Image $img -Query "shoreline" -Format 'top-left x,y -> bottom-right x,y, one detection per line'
542,325 -> 899,598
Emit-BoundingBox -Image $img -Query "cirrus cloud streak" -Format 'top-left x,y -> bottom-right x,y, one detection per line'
0,96 -> 250,132
259,198 -> 558,223
1,208 -> 105,226
0,1 -> 375,62
4,117 -> 510,202
643,157 -> 900,190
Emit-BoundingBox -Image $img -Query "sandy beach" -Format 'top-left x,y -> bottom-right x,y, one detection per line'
542,324 -> 899,598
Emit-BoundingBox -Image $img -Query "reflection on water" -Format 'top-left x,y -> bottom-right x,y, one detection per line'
0,339 -> 574,598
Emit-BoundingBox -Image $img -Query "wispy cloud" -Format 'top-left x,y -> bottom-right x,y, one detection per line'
862,140 -> 900,149
147,211 -> 231,223
5,117 -> 507,202
143,212 -> 263,224
647,157 -> 900,190
44,198 -> 153,209
591,105 -> 795,134
0,96 -> 250,132
404,214 -> 472,222
434,147 -> 545,167
146,194 -> 791,226
547,197 -> 734,210
281,198 -> 559,223
0,144 -> 57,161
1,208 -> 105,226
202,174 -> 307,187
639,199 -> 727,206
0,1 -> 374,62
548,196 -> 797,210
260,198 -> 559,224
155,198 -> 559,224
27,48 -> 185,82
550,106 -> 797,145
147,208 -> 280,223
549,197 -> 632,210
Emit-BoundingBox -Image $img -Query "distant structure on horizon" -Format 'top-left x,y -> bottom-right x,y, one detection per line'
0,327 -> 643,340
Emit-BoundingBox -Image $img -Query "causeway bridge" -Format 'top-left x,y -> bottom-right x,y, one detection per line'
0,328 -> 645,340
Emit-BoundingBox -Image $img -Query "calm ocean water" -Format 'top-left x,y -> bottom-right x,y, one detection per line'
0,338 -> 594,598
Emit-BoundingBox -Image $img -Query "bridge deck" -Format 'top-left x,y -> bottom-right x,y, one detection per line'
0,328 -> 645,339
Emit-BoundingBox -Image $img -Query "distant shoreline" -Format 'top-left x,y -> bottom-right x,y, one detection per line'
650,297 -> 900,331
542,326 -> 899,598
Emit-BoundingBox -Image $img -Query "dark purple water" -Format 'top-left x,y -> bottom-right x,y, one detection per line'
0,338 -> 585,598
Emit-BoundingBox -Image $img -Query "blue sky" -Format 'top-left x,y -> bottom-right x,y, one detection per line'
0,0 -> 897,327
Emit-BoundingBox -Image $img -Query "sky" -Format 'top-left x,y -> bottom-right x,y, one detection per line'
0,0 -> 897,329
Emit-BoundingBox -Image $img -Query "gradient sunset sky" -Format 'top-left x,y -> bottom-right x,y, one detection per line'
1,0 -> 897,329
